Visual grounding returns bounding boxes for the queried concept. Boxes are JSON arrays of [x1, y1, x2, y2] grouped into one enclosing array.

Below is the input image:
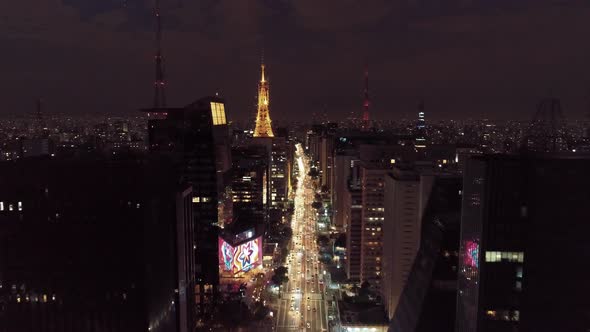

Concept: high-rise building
[[0, 156, 194, 332], [144, 96, 231, 319], [358, 144, 416, 289], [270, 133, 289, 213], [333, 150, 357, 231], [359, 165, 388, 288], [344, 184, 363, 281], [231, 145, 268, 224], [319, 135, 335, 194], [456, 153, 590, 332], [340, 141, 415, 285], [382, 167, 423, 320], [389, 175, 462, 332]]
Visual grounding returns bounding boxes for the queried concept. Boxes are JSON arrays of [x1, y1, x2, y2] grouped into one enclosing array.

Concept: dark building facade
[[0, 156, 194, 332], [231, 145, 267, 225], [270, 132, 290, 215], [389, 175, 462, 332], [144, 96, 231, 320], [456, 153, 590, 332]]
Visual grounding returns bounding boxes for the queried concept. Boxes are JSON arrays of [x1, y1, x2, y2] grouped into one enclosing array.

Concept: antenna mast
[[153, 0, 166, 108]]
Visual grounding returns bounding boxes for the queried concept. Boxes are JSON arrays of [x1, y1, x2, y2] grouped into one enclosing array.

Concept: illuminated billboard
[[464, 240, 479, 269], [219, 236, 263, 274]]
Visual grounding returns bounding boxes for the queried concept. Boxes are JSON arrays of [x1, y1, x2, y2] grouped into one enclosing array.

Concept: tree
[[317, 235, 329, 246], [308, 168, 320, 178], [311, 201, 322, 209], [275, 266, 288, 275], [359, 281, 371, 298], [281, 226, 293, 239], [253, 301, 270, 320], [216, 300, 252, 327], [334, 233, 347, 248], [271, 266, 289, 285]]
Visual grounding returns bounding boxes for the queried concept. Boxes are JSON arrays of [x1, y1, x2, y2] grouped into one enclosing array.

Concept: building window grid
[[485, 251, 524, 263]]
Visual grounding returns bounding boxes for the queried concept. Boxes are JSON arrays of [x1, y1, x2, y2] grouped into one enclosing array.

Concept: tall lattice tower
[[153, 0, 166, 108], [521, 97, 571, 152], [253, 61, 274, 138], [361, 64, 370, 131]]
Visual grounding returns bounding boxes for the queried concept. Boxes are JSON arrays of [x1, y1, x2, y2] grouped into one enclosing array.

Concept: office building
[[144, 96, 231, 319], [231, 145, 268, 224], [270, 133, 289, 212], [0, 156, 194, 332], [382, 167, 423, 320], [358, 144, 416, 290], [344, 184, 363, 281], [333, 150, 357, 231], [389, 175, 462, 332], [319, 135, 335, 194], [456, 153, 590, 332]]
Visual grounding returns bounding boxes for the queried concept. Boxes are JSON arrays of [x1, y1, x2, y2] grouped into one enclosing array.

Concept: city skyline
[[3, 0, 590, 120]]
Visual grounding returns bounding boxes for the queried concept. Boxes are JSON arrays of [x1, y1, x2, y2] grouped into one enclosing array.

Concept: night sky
[[3, 0, 590, 121]]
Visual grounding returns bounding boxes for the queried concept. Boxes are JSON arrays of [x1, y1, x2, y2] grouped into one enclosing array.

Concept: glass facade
[[210, 102, 226, 125]]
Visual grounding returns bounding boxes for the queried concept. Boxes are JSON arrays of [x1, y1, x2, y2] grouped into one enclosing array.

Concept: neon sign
[[219, 236, 262, 274]]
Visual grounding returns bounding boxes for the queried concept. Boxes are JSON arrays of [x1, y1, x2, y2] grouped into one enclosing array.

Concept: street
[[275, 143, 329, 332]]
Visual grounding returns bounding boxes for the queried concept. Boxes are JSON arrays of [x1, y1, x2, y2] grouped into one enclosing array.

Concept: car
[[313, 307, 317, 312], [307, 305, 311, 311], [306, 322, 311, 329]]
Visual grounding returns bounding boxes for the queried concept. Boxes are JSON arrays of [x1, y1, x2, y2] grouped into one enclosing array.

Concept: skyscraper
[[382, 167, 423, 320], [333, 150, 357, 231], [144, 96, 231, 320], [389, 175, 462, 332], [231, 145, 268, 223], [456, 153, 590, 332], [0, 156, 195, 332], [344, 174, 363, 281]]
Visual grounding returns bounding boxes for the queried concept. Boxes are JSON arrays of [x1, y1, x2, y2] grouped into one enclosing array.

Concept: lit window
[[8, 204, 13, 211], [210, 102, 227, 125], [515, 280, 522, 291], [512, 310, 520, 321], [516, 266, 523, 278], [192, 197, 200, 203], [0, 202, 3, 211]]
